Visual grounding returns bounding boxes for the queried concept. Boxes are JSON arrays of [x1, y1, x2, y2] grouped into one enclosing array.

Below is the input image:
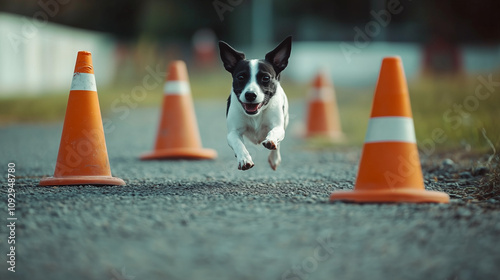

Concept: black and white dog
[[219, 36, 292, 171]]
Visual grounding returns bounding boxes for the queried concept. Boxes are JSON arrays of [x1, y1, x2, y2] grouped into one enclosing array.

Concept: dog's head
[[219, 36, 292, 115]]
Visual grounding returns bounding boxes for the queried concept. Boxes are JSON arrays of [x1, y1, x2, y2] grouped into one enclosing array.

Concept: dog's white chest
[[242, 115, 271, 144]]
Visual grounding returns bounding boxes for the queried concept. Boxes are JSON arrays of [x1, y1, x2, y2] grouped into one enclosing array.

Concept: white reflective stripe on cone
[[164, 81, 190, 95], [309, 87, 333, 101], [70, 73, 97, 91], [365, 117, 416, 143]]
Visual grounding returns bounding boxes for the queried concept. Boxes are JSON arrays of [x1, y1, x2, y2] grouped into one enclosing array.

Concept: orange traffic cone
[[39, 51, 125, 186], [140, 60, 217, 160], [330, 57, 449, 203], [304, 70, 344, 141]]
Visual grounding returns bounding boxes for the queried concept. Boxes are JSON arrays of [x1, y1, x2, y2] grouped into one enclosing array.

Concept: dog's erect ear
[[265, 36, 292, 75], [219, 41, 245, 73]]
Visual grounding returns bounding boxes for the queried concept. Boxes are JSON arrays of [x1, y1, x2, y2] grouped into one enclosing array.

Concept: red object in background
[[422, 38, 463, 75], [192, 28, 217, 68]]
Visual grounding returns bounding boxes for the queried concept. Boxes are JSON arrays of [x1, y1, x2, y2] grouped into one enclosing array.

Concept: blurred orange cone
[[330, 57, 449, 203], [39, 51, 125, 186], [140, 60, 217, 160], [304, 70, 344, 141]]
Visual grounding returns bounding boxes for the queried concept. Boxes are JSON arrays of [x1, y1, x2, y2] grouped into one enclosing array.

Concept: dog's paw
[[268, 150, 281, 171], [238, 157, 254, 171], [262, 139, 277, 150]]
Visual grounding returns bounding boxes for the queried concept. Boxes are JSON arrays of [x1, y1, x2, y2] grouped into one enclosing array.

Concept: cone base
[[140, 147, 217, 160], [39, 176, 125, 186], [330, 188, 450, 203]]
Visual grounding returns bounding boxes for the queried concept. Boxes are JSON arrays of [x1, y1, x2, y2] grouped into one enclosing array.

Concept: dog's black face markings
[[231, 60, 277, 95], [226, 95, 231, 117], [231, 60, 251, 96], [228, 60, 279, 115], [225, 60, 250, 117], [256, 61, 278, 108]]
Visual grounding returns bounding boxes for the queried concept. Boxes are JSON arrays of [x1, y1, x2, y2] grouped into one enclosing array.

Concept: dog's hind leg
[[268, 146, 281, 171]]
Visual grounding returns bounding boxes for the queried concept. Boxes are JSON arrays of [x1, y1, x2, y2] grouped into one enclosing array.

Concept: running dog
[[219, 36, 292, 171]]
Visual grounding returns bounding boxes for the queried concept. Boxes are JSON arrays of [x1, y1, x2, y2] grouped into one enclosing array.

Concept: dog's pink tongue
[[244, 103, 259, 112]]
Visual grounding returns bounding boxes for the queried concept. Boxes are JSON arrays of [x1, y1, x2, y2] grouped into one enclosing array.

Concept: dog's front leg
[[227, 131, 254, 170], [262, 126, 285, 150]]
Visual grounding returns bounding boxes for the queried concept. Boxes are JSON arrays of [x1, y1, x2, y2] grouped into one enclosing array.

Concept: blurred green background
[[0, 0, 499, 152]]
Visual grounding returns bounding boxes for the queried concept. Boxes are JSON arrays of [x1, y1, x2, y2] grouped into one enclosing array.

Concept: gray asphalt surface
[[1, 101, 499, 280]]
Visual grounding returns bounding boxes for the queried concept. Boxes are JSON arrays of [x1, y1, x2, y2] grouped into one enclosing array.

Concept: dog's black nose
[[245, 91, 257, 102]]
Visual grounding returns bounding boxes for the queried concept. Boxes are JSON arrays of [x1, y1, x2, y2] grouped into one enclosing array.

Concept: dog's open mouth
[[242, 103, 263, 114]]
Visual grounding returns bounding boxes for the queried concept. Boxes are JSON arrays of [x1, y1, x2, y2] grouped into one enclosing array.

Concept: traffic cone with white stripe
[[39, 51, 125, 186], [140, 60, 217, 160], [304, 70, 344, 141], [330, 57, 449, 203]]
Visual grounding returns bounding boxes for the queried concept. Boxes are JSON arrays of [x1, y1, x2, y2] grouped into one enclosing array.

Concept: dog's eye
[[262, 75, 270, 82], [237, 75, 245, 81]]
